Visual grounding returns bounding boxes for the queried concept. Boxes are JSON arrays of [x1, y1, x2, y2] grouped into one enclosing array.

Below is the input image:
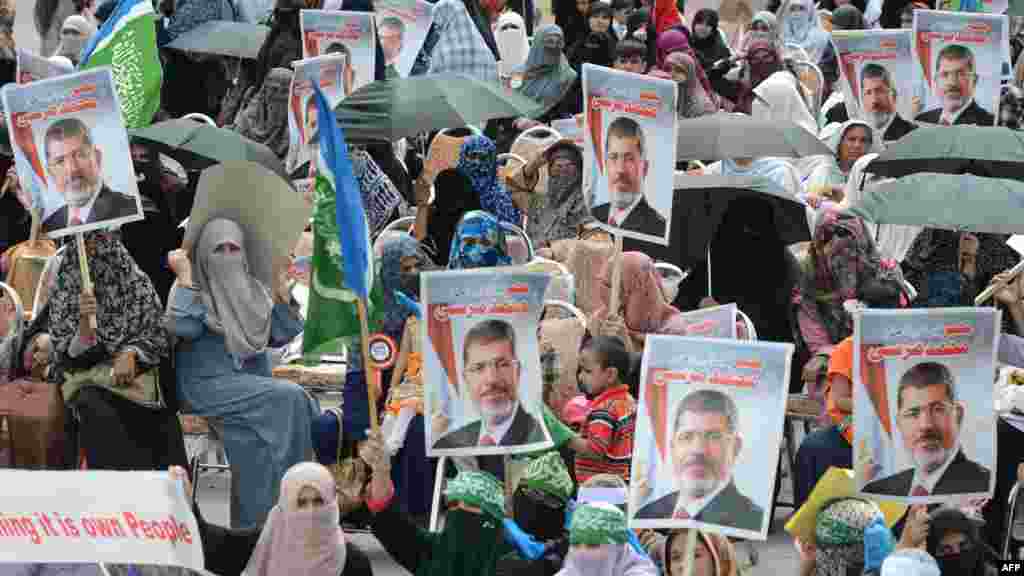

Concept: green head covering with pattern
[[815, 498, 883, 547], [570, 502, 630, 546], [520, 452, 574, 503], [443, 470, 506, 521]]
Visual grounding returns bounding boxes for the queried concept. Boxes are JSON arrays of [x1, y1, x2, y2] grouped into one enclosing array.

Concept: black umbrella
[[628, 175, 811, 269]]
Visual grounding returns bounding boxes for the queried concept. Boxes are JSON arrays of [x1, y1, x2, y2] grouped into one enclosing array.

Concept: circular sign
[[367, 334, 397, 369]]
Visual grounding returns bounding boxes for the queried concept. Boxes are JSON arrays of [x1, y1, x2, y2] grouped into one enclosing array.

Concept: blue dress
[[167, 287, 320, 528]]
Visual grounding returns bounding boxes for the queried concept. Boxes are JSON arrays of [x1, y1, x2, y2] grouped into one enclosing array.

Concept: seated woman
[[169, 464, 372, 576], [805, 120, 878, 227], [556, 502, 658, 575], [166, 218, 319, 529], [925, 507, 1000, 576], [794, 336, 854, 509], [361, 428, 509, 576], [498, 452, 576, 575], [38, 231, 185, 471]]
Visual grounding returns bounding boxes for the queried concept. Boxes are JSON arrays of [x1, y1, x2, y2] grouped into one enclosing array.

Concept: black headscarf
[[926, 507, 998, 576], [690, 9, 731, 73], [569, 31, 616, 70], [425, 169, 482, 266], [880, 0, 933, 29]]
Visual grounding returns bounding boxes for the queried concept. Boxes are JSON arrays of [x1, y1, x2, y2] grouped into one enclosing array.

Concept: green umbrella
[[129, 119, 287, 180], [334, 73, 544, 142], [847, 172, 1024, 235], [165, 21, 270, 60], [865, 124, 1024, 180], [675, 113, 831, 161]]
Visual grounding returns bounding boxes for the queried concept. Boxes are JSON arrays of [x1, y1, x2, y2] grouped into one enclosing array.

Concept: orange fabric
[[827, 336, 853, 380]]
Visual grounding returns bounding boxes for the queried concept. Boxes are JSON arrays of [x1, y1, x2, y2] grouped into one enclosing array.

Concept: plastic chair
[[526, 258, 575, 304], [502, 222, 534, 264], [542, 299, 587, 325], [653, 262, 690, 303], [180, 112, 217, 126], [373, 216, 416, 246], [790, 60, 825, 124], [783, 43, 811, 63], [737, 310, 758, 341], [1004, 479, 1024, 559]]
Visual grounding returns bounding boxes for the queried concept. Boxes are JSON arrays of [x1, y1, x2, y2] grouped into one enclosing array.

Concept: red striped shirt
[[575, 385, 636, 484]]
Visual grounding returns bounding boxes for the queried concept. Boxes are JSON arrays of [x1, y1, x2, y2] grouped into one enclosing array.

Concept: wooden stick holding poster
[[682, 528, 698, 576], [356, 298, 380, 433], [75, 233, 97, 331]]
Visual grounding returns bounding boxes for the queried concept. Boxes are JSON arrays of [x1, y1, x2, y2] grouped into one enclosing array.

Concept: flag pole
[[356, 297, 379, 433]]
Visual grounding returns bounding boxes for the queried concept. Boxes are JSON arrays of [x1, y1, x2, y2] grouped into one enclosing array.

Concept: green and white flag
[[79, 0, 162, 128]]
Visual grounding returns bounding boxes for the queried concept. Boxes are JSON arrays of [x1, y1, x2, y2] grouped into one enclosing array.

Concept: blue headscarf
[[448, 211, 512, 270], [378, 232, 425, 335], [456, 135, 521, 225]]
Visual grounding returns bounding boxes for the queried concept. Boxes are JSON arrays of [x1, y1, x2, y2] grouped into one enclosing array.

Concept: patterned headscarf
[[350, 149, 403, 234], [520, 452, 574, 503], [570, 502, 630, 545], [448, 210, 512, 269], [48, 232, 168, 379], [378, 232, 426, 335], [443, 470, 506, 521], [233, 67, 293, 159], [814, 498, 883, 576], [457, 136, 521, 225], [519, 25, 577, 110], [428, 0, 499, 82]]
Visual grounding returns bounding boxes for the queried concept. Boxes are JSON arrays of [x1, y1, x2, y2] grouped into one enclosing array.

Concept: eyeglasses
[[466, 358, 520, 375], [939, 70, 973, 82], [899, 401, 956, 422], [675, 430, 733, 445]]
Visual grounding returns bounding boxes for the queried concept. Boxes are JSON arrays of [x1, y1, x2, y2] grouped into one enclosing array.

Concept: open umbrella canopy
[[866, 124, 1024, 180], [847, 172, 1024, 235], [165, 20, 270, 60], [675, 113, 831, 161], [627, 174, 811, 267], [129, 119, 287, 180], [334, 73, 544, 143]]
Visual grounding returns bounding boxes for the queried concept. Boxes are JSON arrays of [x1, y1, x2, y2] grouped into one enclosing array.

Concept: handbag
[[322, 407, 369, 517], [61, 362, 163, 410]]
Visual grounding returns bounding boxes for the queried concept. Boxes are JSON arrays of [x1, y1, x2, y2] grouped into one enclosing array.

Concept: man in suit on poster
[[42, 117, 137, 233], [915, 44, 995, 126], [859, 63, 917, 142], [591, 116, 667, 240], [635, 389, 764, 532], [433, 318, 546, 449], [862, 362, 991, 496]]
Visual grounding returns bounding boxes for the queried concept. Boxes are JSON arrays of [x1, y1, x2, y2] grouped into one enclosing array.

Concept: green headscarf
[[442, 470, 506, 521], [520, 452, 574, 504], [418, 470, 506, 576], [570, 502, 631, 546]]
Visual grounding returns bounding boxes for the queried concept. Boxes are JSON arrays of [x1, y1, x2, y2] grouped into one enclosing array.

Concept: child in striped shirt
[[569, 335, 637, 484]]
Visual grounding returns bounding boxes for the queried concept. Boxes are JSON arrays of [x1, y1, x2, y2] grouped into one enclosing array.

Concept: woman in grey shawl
[[507, 139, 590, 248], [232, 67, 292, 160], [518, 25, 577, 111], [655, 51, 716, 118], [166, 218, 319, 529], [55, 14, 95, 65]]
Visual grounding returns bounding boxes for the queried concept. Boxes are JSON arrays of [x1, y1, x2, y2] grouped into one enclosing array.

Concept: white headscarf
[[751, 71, 818, 136], [842, 152, 921, 262], [777, 0, 830, 63], [496, 10, 530, 78], [244, 462, 347, 576], [555, 544, 658, 576], [193, 218, 274, 363]]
